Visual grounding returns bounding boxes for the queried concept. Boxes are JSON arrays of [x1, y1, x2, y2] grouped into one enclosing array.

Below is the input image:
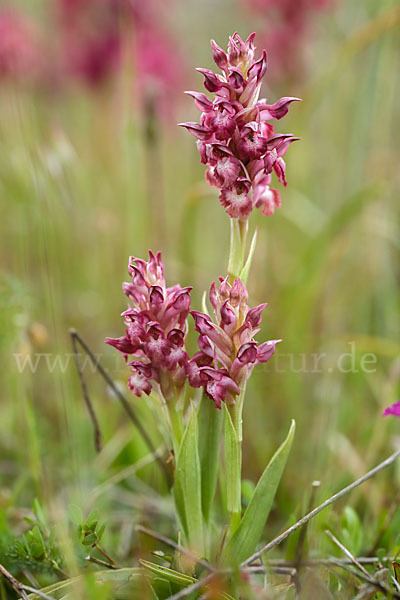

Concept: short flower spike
[[186, 277, 280, 408], [106, 252, 191, 400]]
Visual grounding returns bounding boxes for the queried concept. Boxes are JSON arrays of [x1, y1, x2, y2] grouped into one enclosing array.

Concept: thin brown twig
[[17, 584, 55, 600], [136, 525, 214, 573], [86, 555, 117, 570], [70, 330, 102, 452], [94, 542, 119, 568], [69, 329, 172, 487], [242, 447, 400, 567], [325, 530, 370, 577], [0, 562, 30, 600], [267, 557, 393, 567]]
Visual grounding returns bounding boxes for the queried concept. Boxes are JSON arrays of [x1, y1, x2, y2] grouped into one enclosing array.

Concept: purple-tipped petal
[[196, 67, 224, 93], [237, 342, 258, 364], [247, 49, 268, 82], [105, 336, 137, 355], [178, 121, 211, 141], [259, 97, 301, 121], [210, 39, 228, 72], [185, 90, 213, 112], [256, 340, 281, 363], [246, 303, 267, 328]]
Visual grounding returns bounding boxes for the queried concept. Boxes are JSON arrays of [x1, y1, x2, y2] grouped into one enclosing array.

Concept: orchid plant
[[106, 32, 300, 589]]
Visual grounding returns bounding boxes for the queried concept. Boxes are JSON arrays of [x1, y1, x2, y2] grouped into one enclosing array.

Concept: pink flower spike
[[190, 277, 279, 404], [383, 401, 400, 417], [106, 251, 192, 402], [181, 32, 300, 218]]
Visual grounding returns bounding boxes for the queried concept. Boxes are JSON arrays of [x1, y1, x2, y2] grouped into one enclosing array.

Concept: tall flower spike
[[186, 277, 280, 408], [106, 252, 191, 400], [180, 32, 300, 219]]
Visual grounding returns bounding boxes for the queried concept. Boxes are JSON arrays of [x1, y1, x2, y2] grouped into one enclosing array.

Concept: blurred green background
[[0, 0, 399, 577]]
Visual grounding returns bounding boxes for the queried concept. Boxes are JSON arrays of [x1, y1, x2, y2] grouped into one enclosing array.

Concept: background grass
[[0, 0, 399, 597]]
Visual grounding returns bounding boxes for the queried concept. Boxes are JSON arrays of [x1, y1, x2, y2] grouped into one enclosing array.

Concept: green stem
[[168, 402, 184, 457], [225, 384, 246, 535], [227, 218, 248, 282]]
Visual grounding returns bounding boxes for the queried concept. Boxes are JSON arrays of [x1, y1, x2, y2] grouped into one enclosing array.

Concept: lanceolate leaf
[[223, 420, 295, 565], [140, 560, 196, 586], [174, 405, 204, 555], [223, 403, 241, 518], [198, 394, 223, 522]]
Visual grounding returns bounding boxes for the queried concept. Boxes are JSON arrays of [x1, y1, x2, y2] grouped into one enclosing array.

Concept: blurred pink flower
[[0, 8, 42, 82], [180, 33, 300, 219], [186, 277, 279, 408], [134, 25, 184, 114], [56, 0, 121, 86], [56, 0, 185, 113], [383, 401, 400, 418], [243, 0, 335, 82]]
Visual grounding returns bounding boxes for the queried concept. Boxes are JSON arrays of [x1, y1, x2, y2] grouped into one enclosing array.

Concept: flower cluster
[[186, 277, 279, 408], [105, 252, 191, 399], [180, 33, 300, 219], [106, 253, 279, 410]]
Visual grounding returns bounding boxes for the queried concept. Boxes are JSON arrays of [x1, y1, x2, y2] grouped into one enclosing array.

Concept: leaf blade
[[223, 419, 295, 565], [174, 405, 204, 555], [198, 394, 223, 523]]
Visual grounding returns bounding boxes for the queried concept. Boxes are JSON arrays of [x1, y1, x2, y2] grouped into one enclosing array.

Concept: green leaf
[[239, 227, 258, 285], [82, 533, 97, 546], [341, 506, 362, 556], [173, 405, 204, 554], [198, 394, 223, 523], [140, 560, 195, 586], [224, 403, 241, 518], [32, 499, 47, 531], [223, 420, 295, 565]]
